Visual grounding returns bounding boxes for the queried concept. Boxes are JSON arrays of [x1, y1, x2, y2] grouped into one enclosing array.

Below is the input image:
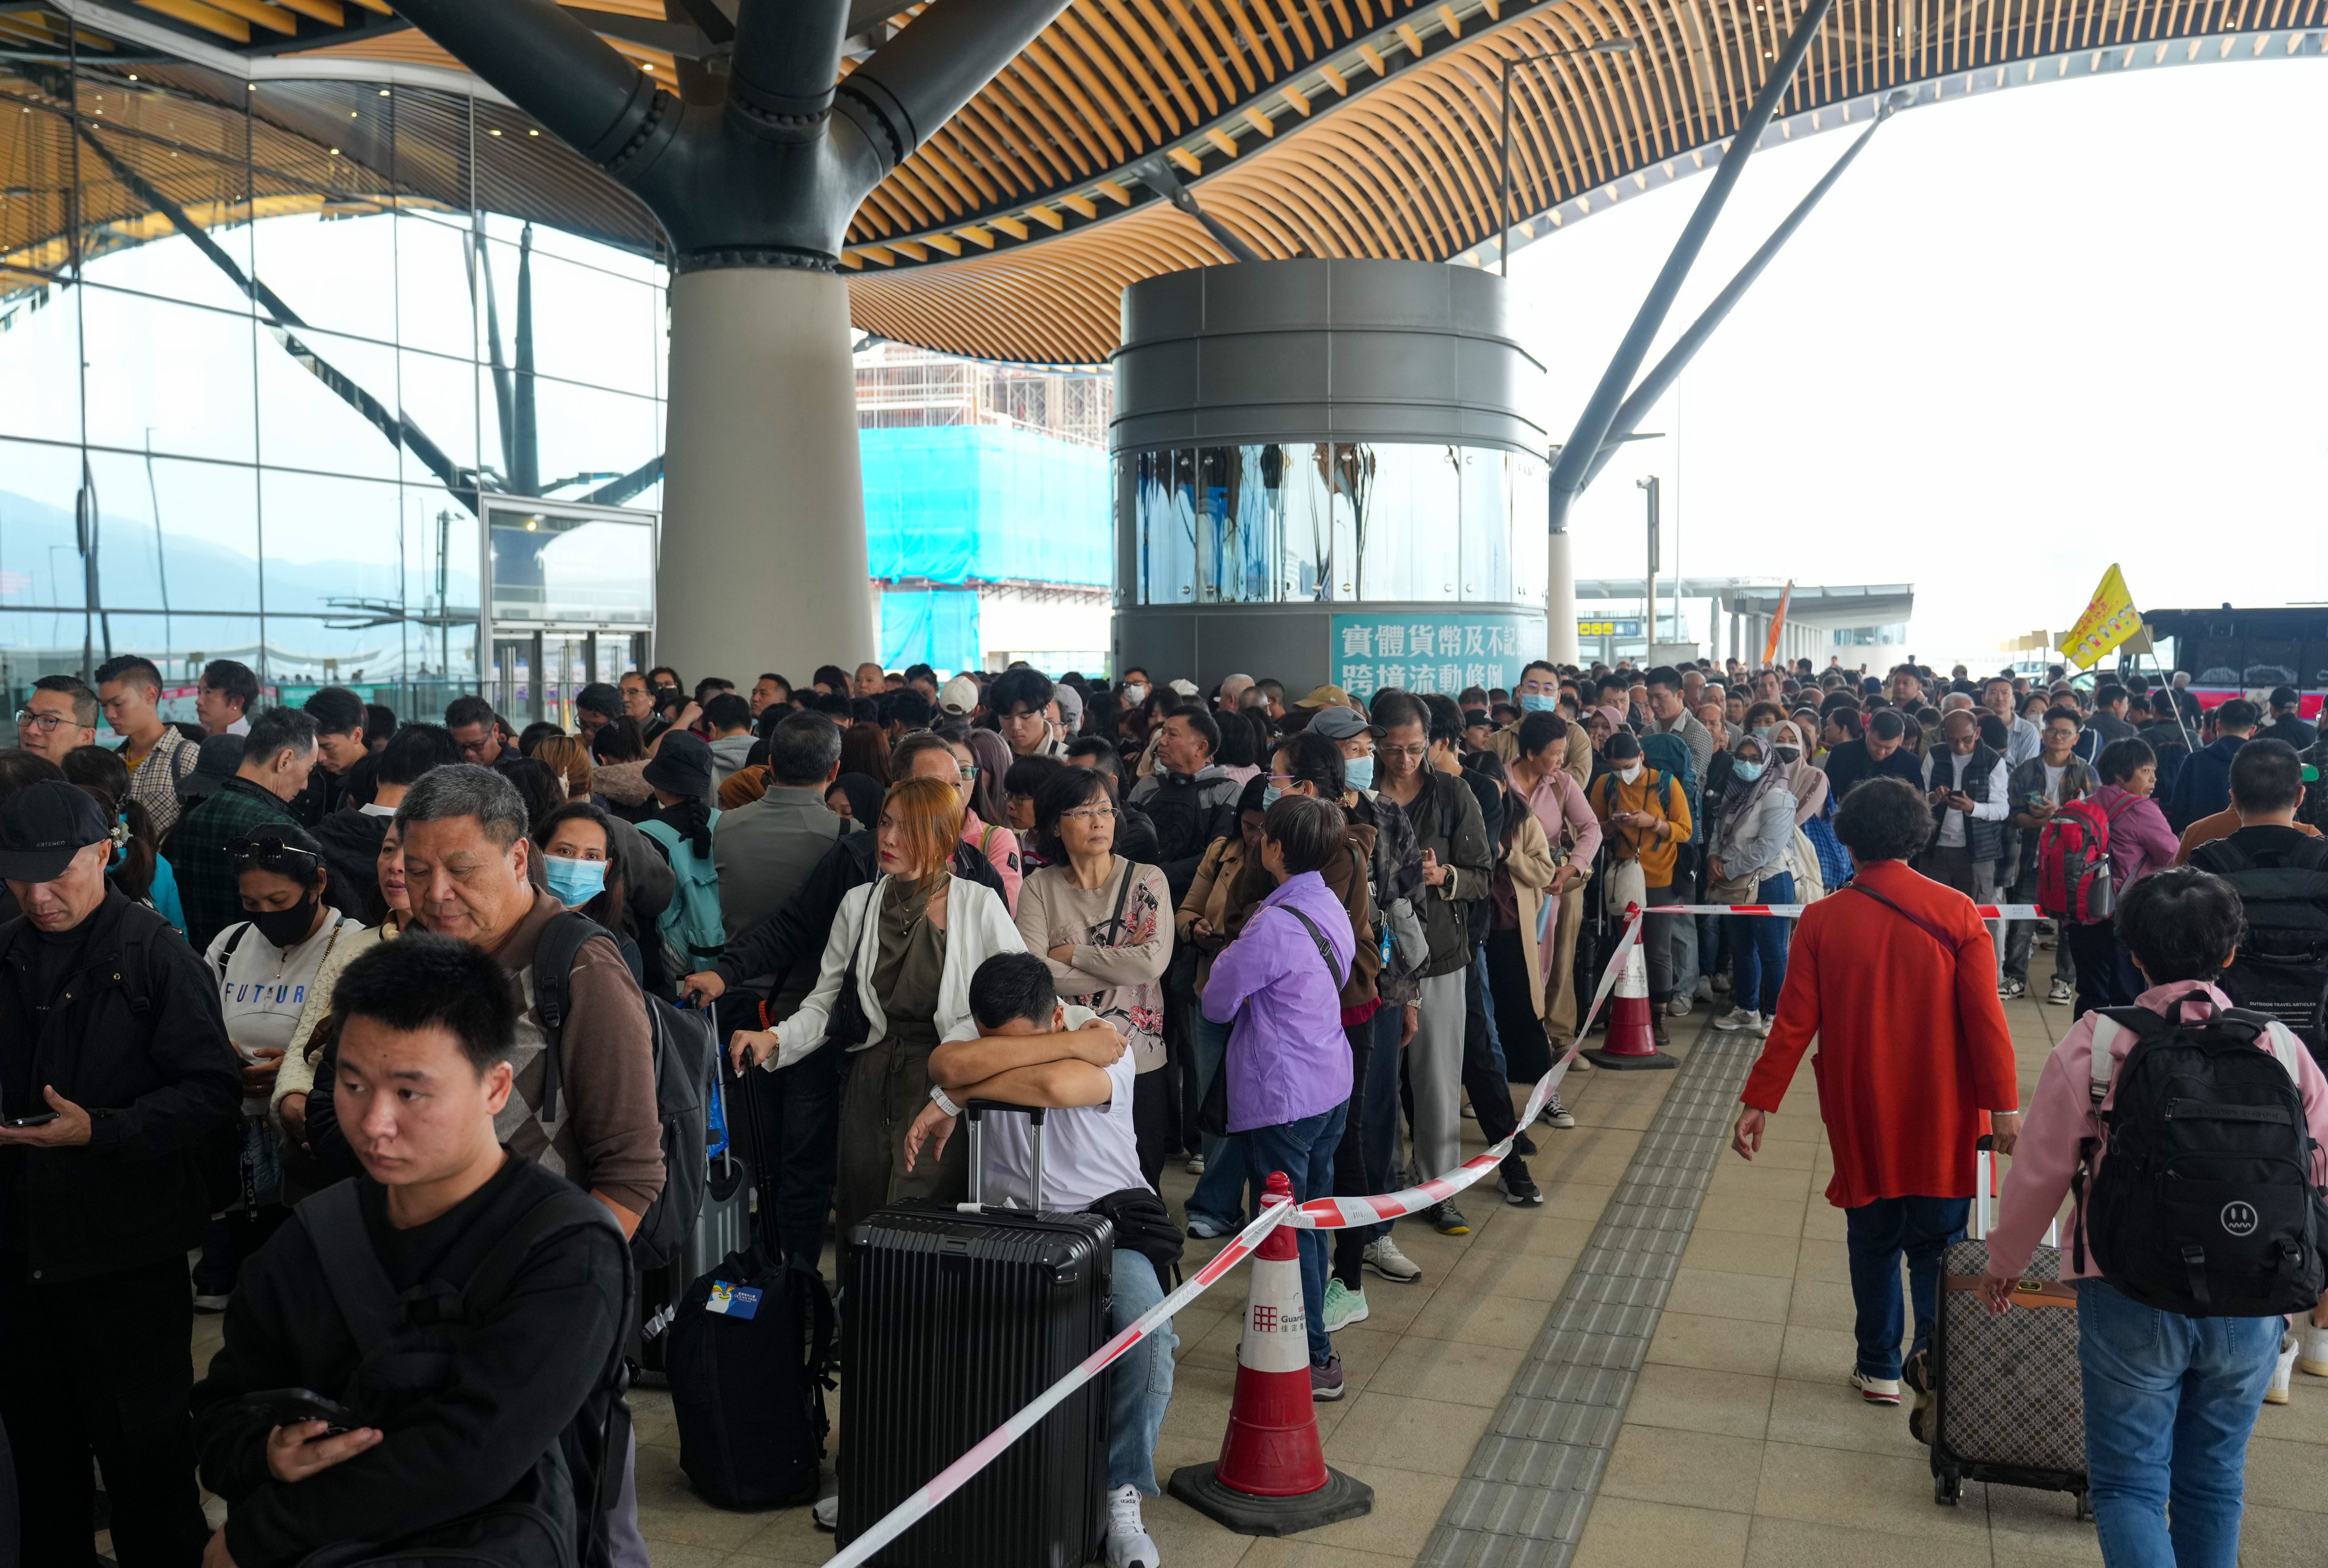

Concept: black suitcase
[[1922, 1135, 2091, 1517], [837, 1100, 1114, 1567], [639, 1061, 753, 1379], [664, 1057, 836, 1510]]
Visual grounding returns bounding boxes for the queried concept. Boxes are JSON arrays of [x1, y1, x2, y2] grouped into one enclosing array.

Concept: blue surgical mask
[[1732, 759, 1765, 782], [1261, 783, 1284, 808], [1752, 725, 1774, 741], [545, 855, 608, 906], [1520, 692, 1559, 714], [1343, 754, 1375, 793]]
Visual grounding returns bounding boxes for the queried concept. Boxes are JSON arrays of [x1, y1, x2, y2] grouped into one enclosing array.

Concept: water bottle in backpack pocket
[[2076, 999, 2328, 1317], [2034, 795, 2138, 924]]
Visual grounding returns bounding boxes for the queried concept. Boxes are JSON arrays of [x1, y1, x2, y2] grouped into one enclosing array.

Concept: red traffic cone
[[1168, 1172, 1373, 1535], [1584, 905, 1678, 1071]]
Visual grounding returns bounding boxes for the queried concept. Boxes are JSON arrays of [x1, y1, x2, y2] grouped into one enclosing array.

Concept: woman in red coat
[[1729, 777, 2022, 1406]]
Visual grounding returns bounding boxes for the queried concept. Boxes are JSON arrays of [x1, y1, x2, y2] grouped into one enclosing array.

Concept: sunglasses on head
[[226, 834, 321, 873]]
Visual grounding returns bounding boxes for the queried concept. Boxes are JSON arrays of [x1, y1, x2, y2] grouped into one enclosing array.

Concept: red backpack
[[2035, 794, 2135, 924]]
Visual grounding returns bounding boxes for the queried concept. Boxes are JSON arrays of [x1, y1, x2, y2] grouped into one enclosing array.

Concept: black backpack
[[533, 911, 719, 1274], [2189, 831, 2328, 1060], [2078, 998, 2328, 1317]]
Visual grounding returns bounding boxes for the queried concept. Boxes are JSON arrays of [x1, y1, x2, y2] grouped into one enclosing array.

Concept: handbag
[[824, 892, 875, 1050], [1197, 905, 1346, 1139], [1601, 856, 1648, 921]]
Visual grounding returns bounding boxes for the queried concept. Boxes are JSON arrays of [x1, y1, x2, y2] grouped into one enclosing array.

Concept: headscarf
[[1711, 734, 1789, 857], [828, 771, 885, 826], [1593, 704, 1627, 739], [1770, 719, 1828, 818]]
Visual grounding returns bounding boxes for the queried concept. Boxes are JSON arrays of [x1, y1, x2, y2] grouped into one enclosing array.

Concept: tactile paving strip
[[1416, 1026, 1765, 1568]]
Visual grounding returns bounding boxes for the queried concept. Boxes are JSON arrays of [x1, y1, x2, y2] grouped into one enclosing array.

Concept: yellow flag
[[2063, 564, 2143, 671]]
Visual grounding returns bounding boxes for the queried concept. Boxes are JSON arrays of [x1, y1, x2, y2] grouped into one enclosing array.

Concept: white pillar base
[[657, 267, 877, 687], [1545, 530, 1578, 667]]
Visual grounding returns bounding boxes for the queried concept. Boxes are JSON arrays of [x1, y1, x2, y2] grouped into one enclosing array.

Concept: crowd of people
[[0, 645, 2320, 1567]]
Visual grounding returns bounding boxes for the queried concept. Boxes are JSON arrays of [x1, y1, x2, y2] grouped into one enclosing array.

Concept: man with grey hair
[[1216, 673, 1255, 714], [394, 762, 663, 1563]]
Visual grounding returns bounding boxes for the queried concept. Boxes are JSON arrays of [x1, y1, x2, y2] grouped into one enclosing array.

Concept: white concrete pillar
[[1546, 530, 1578, 666], [657, 267, 878, 685]]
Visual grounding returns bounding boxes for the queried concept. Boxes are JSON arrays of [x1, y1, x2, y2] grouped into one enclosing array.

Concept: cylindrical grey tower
[[1111, 259, 1549, 700]]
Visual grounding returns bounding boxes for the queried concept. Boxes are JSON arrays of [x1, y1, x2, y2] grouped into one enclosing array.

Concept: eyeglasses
[[226, 834, 321, 873], [14, 708, 73, 732], [1381, 743, 1428, 760], [1060, 805, 1117, 824], [957, 766, 980, 779]]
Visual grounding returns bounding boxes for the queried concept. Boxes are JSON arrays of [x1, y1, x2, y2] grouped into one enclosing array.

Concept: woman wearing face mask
[[532, 801, 643, 984], [194, 825, 365, 1310], [1705, 735, 1799, 1037]]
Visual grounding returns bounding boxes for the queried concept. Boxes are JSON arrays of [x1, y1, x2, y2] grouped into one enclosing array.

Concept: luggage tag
[[706, 1280, 763, 1320]]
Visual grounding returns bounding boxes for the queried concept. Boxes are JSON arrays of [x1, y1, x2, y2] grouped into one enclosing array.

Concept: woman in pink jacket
[[2063, 736, 2181, 1017], [1986, 866, 2328, 1566]]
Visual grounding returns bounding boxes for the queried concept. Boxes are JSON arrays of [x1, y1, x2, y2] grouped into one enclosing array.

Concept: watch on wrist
[[930, 1086, 963, 1118]]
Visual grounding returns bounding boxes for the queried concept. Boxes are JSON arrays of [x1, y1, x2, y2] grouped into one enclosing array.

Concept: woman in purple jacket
[[2066, 737, 2182, 1015], [1202, 794, 1359, 1399]]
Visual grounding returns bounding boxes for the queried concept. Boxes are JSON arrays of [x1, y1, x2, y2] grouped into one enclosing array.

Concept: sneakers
[[1712, 972, 1733, 994], [1713, 1007, 1761, 1033], [1498, 1167, 1544, 1206], [1460, 1100, 1478, 1119], [1667, 995, 1693, 1018], [1363, 1235, 1423, 1283], [1538, 1094, 1575, 1130], [2268, 1330, 2300, 1405], [2046, 976, 2074, 1006], [1998, 976, 2027, 1000], [1849, 1368, 1903, 1406], [1322, 1276, 1370, 1331], [2300, 1320, 2328, 1377], [1694, 975, 1716, 1002], [1312, 1355, 1346, 1402], [193, 1293, 231, 1314], [1185, 1213, 1233, 1239], [1426, 1201, 1471, 1236], [812, 1494, 839, 1531], [1104, 1484, 1160, 1568], [1184, 1155, 1205, 1176]]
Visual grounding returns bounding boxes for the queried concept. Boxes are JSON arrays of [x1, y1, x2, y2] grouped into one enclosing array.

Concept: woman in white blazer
[[729, 774, 1025, 1263]]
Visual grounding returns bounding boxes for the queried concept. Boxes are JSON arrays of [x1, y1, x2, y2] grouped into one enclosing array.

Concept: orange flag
[[1759, 581, 1794, 667]]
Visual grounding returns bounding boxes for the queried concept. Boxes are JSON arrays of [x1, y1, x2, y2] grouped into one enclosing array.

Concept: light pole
[[1498, 36, 1637, 277]]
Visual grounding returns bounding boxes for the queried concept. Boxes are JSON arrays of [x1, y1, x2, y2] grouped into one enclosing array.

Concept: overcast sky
[[1505, 53, 2328, 669]]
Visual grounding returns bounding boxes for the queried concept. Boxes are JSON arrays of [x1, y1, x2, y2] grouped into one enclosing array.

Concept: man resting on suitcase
[[904, 951, 1184, 1568], [190, 935, 632, 1568]]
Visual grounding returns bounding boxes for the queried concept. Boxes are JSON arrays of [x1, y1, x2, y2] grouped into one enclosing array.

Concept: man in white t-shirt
[[903, 953, 1175, 1568]]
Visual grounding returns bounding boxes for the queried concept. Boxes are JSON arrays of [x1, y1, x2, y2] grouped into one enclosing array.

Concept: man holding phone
[[0, 780, 241, 1566], [190, 936, 629, 1568], [1918, 708, 2011, 902]]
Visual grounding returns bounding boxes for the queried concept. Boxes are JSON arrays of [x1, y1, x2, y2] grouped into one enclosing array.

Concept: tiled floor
[[171, 941, 2328, 1567]]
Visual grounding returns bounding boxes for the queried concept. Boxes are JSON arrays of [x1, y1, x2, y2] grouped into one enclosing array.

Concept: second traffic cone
[[1584, 905, 1678, 1071], [1168, 1172, 1373, 1536]]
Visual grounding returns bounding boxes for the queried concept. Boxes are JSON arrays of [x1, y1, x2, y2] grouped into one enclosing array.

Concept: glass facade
[[0, 67, 667, 723], [1126, 442, 1546, 608]]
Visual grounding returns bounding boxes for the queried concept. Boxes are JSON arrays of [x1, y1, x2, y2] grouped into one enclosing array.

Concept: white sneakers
[[2300, 1320, 2328, 1378], [2269, 1330, 2300, 1405], [1713, 1007, 1763, 1034], [1850, 1369, 1903, 1405], [1362, 1235, 1423, 1283], [1106, 1484, 1160, 1568]]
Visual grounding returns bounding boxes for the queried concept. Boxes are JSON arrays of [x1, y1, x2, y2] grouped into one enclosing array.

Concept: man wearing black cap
[[0, 779, 240, 1566], [2260, 686, 2318, 752]]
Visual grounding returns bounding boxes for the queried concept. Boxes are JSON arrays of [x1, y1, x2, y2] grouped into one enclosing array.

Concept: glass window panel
[[504, 238, 663, 395], [482, 210, 664, 283], [1509, 452, 1546, 606], [1352, 445, 1458, 603], [256, 323, 403, 480], [391, 348, 480, 486], [77, 76, 250, 164], [0, 438, 92, 617], [260, 468, 402, 623], [264, 615, 413, 690], [80, 227, 255, 319], [1192, 446, 1276, 604], [486, 503, 654, 628], [1276, 444, 1343, 602], [73, 125, 254, 301], [1458, 447, 1510, 604], [0, 281, 81, 446], [525, 380, 659, 500], [251, 208, 399, 345], [395, 207, 482, 363], [80, 453, 259, 653], [1131, 449, 1194, 605], [81, 286, 256, 462]]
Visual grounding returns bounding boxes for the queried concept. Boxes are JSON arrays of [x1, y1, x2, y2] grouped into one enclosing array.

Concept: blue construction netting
[[861, 425, 1110, 587], [880, 586, 981, 673]]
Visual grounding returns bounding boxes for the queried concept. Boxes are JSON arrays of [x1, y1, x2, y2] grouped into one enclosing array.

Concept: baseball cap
[[1306, 706, 1383, 742], [1294, 684, 1352, 710], [1052, 682, 1085, 732], [1167, 678, 1200, 699], [938, 673, 981, 716], [2270, 685, 2300, 709], [0, 779, 113, 882]]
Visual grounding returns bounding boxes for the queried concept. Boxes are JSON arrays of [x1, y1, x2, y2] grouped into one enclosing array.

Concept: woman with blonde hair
[[533, 733, 595, 800], [729, 774, 1027, 1260]]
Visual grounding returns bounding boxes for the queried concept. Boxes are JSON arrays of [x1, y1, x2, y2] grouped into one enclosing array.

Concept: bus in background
[[2142, 605, 2328, 719]]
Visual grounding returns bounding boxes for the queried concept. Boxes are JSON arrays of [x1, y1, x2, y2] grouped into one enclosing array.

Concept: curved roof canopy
[[6, 0, 2324, 363]]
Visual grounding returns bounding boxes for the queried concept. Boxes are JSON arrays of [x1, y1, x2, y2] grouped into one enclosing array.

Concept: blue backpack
[[639, 809, 725, 981]]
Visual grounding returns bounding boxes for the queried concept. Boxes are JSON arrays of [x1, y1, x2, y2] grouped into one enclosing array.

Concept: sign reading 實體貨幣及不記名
[[1329, 613, 1540, 699]]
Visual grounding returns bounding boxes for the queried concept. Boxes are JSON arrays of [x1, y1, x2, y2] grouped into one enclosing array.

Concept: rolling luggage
[[838, 1101, 1113, 1567], [639, 1061, 751, 1379], [1923, 1135, 2090, 1516], [663, 1054, 836, 1510]]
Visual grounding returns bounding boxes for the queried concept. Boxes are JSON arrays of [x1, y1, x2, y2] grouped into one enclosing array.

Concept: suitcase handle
[[962, 1100, 1048, 1213], [1973, 1131, 2057, 1248]]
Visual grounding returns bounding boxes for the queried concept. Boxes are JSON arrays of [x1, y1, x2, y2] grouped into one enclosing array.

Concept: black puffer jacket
[[0, 890, 240, 1283], [1129, 766, 1243, 902]]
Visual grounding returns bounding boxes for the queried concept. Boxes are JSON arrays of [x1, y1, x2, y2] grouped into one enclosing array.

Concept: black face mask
[[251, 894, 319, 951]]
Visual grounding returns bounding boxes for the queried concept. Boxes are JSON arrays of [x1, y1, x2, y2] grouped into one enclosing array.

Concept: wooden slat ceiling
[[11, 0, 2327, 362]]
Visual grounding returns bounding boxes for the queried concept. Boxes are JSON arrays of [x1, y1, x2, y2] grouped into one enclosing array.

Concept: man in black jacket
[[682, 823, 1007, 1268], [191, 936, 628, 1568], [0, 781, 240, 1566]]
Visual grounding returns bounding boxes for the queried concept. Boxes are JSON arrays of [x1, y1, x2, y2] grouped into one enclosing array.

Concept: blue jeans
[[2076, 1279, 2278, 1567], [1237, 1103, 1348, 1369], [1724, 870, 1795, 1016], [1186, 1014, 1246, 1230], [1843, 1195, 1970, 1379], [1107, 1248, 1178, 1496]]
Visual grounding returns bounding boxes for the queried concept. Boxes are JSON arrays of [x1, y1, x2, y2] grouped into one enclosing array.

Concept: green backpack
[[639, 810, 725, 980]]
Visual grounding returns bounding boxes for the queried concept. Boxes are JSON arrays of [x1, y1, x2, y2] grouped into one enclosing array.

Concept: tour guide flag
[[2063, 564, 2143, 670], [1760, 582, 1792, 667]]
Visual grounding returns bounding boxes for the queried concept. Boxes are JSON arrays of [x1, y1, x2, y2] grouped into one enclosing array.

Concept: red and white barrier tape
[[1645, 902, 2040, 919], [830, 915, 1654, 1562]]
